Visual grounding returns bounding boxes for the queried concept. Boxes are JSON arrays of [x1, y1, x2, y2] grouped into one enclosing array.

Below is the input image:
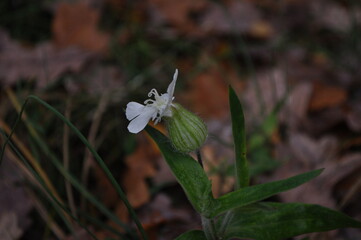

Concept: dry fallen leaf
[[0, 159, 33, 239], [0, 30, 94, 88], [123, 134, 159, 208], [152, 156, 176, 185], [202, 145, 234, 198], [200, 0, 273, 38], [244, 68, 287, 125], [249, 20, 274, 39], [93, 167, 119, 207], [289, 133, 338, 165], [308, 82, 347, 111], [183, 68, 229, 118], [279, 82, 313, 130], [137, 194, 198, 240], [65, 64, 125, 97], [0, 212, 23, 240], [148, 0, 207, 34], [312, 2, 361, 32], [346, 101, 361, 132], [273, 133, 361, 211], [52, 2, 109, 53]]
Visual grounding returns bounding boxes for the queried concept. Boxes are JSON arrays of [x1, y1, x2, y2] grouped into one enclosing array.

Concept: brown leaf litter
[[0, 30, 94, 88]]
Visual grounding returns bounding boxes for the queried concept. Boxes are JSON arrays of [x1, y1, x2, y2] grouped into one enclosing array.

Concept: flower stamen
[[148, 88, 159, 98]]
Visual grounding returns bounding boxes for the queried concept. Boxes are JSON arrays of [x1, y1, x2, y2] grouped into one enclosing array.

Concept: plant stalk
[[202, 216, 218, 240]]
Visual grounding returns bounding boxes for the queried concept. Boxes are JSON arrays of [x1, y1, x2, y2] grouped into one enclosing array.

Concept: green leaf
[[209, 169, 323, 217], [229, 86, 249, 189], [175, 230, 207, 240], [222, 202, 361, 240], [145, 126, 215, 214]]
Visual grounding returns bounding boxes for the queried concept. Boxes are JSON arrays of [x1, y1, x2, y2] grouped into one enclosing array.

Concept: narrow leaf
[[146, 126, 215, 214], [1, 95, 145, 239], [229, 86, 249, 189], [209, 169, 322, 217], [223, 202, 361, 240], [175, 230, 207, 240]]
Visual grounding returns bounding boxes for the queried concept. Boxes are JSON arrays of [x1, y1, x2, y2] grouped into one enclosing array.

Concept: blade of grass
[[2, 134, 80, 239], [0, 94, 147, 239], [0, 137, 67, 240], [2, 131, 128, 240], [63, 98, 78, 219], [0, 118, 70, 221]]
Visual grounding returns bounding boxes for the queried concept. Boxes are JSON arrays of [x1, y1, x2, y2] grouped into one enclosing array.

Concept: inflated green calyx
[[166, 104, 207, 153]]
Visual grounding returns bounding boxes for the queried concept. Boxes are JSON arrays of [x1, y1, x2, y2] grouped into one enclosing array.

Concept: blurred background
[[0, 0, 361, 239]]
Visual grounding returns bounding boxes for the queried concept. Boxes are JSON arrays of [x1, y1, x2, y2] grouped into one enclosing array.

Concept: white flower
[[126, 69, 178, 133]]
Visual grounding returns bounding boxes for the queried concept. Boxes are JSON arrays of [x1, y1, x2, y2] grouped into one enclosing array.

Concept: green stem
[[201, 216, 218, 240], [218, 211, 233, 237], [197, 150, 220, 240]]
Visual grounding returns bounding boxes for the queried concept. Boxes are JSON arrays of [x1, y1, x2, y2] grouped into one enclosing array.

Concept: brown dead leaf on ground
[[279, 82, 312, 130], [93, 167, 119, 207], [0, 159, 33, 239], [346, 100, 361, 132], [200, 0, 274, 39], [249, 21, 274, 39], [182, 68, 229, 119], [280, 79, 352, 135], [202, 145, 234, 198], [152, 156, 176, 185], [274, 153, 361, 240], [289, 133, 338, 166], [0, 212, 23, 240], [0, 30, 94, 88], [244, 68, 287, 125], [271, 132, 361, 235], [306, 107, 345, 135], [95, 132, 162, 238], [123, 133, 159, 208], [137, 194, 199, 240], [308, 82, 347, 111], [148, 0, 207, 34], [65, 64, 125, 96], [52, 2, 109, 53], [272, 134, 361, 209], [311, 1, 361, 32]]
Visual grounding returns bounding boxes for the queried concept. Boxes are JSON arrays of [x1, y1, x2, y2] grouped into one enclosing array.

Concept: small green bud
[[166, 104, 207, 153]]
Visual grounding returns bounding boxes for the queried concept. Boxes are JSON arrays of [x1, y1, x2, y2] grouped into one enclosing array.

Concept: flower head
[[126, 69, 178, 133]]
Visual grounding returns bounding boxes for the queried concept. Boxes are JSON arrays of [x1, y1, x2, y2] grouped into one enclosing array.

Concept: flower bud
[[166, 104, 207, 153]]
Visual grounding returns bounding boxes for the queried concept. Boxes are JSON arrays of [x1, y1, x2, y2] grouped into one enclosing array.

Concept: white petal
[[126, 102, 145, 120], [127, 106, 157, 133], [166, 69, 178, 103]]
